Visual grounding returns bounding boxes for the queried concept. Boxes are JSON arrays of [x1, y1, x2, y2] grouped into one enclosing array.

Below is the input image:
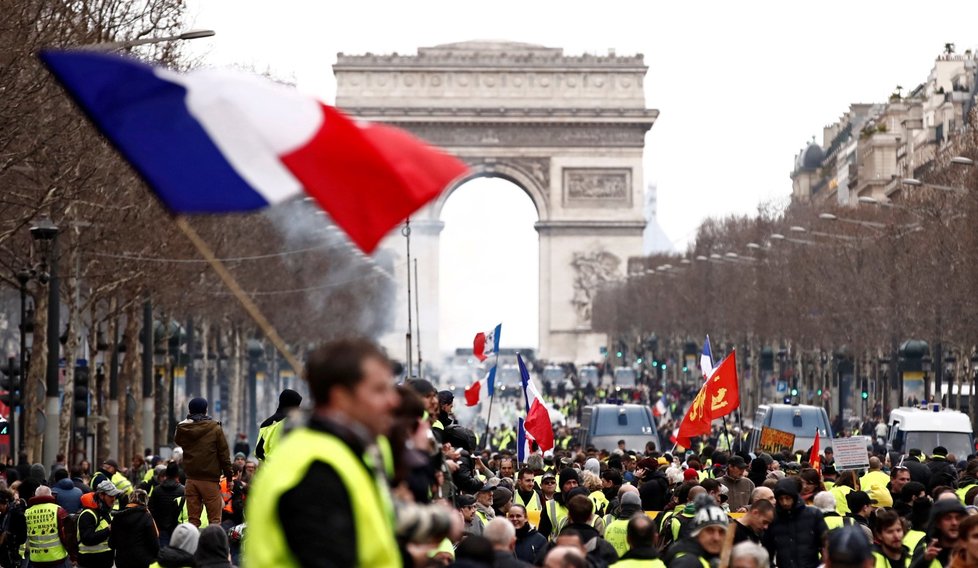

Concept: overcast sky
[[182, 0, 978, 354]]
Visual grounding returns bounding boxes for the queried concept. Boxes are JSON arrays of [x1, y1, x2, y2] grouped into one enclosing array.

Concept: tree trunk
[[122, 303, 141, 466], [229, 325, 242, 442], [25, 290, 47, 464]]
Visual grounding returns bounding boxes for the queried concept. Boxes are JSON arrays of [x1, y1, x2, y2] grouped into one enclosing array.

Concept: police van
[[578, 404, 658, 451], [886, 406, 975, 458], [747, 404, 833, 454]]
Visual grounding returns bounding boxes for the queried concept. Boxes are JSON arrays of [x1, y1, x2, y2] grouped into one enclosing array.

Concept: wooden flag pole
[[173, 216, 303, 374]]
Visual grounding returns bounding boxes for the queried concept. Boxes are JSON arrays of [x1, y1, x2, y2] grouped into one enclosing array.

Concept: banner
[[831, 436, 871, 471], [758, 427, 795, 454], [902, 371, 925, 405]]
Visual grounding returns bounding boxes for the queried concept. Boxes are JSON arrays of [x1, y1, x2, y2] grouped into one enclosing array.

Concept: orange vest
[[221, 478, 233, 514]]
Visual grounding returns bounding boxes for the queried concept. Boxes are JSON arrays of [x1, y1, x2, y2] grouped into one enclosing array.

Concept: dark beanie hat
[[188, 397, 208, 415], [559, 467, 580, 489], [278, 389, 302, 409], [438, 390, 454, 405]]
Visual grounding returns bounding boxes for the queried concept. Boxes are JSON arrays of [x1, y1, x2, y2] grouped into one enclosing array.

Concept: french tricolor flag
[[39, 50, 469, 253], [464, 366, 496, 407], [518, 354, 554, 452], [472, 324, 502, 363]]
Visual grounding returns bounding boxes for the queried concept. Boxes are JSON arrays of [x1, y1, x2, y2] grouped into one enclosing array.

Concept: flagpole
[[414, 258, 423, 378], [173, 216, 302, 374], [483, 349, 501, 450], [403, 218, 413, 378]]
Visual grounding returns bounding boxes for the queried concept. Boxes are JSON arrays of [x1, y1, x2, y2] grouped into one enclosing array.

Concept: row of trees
[[0, 1, 395, 465], [594, 114, 978, 421]]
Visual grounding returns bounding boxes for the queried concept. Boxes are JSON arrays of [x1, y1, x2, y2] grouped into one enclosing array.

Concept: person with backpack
[[76, 481, 119, 568], [109, 489, 159, 568]]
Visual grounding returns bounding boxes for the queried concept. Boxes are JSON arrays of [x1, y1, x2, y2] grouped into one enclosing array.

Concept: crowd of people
[[5, 337, 978, 567]]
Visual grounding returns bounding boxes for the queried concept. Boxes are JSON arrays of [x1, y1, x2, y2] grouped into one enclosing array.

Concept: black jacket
[[492, 549, 530, 568], [148, 479, 185, 535], [195, 526, 232, 568], [763, 478, 827, 568], [278, 416, 387, 568], [925, 457, 957, 490], [639, 471, 670, 512], [904, 458, 931, 488], [909, 498, 967, 568], [665, 538, 716, 568], [155, 547, 195, 568], [109, 504, 160, 568], [514, 525, 547, 564]]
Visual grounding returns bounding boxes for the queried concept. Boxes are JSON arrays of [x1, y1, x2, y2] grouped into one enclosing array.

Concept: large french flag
[[518, 354, 554, 452], [39, 50, 469, 253]]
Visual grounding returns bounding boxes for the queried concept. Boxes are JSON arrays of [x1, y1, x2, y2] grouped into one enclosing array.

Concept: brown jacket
[[174, 418, 233, 482]]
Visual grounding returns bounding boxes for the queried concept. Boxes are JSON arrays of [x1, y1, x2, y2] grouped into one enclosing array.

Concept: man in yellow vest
[[871, 509, 910, 568], [612, 513, 665, 567], [76, 481, 119, 568], [243, 338, 403, 567], [860, 457, 890, 493], [24, 485, 70, 568], [604, 492, 644, 556], [908, 498, 965, 568], [514, 468, 543, 516], [255, 389, 302, 462]]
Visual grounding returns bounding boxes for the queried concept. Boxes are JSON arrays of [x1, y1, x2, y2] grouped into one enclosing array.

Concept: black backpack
[[444, 424, 477, 452]]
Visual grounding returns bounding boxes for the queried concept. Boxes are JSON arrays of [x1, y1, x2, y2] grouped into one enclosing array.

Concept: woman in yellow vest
[[830, 470, 859, 515]]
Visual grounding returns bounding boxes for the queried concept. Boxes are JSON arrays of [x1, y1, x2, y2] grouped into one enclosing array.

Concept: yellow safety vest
[[112, 471, 133, 496], [672, 552, 709, 568], [589, 490, 609, 516], [25, 502, 67, 562], [903, 530, 925, 554], [604, 518, 630, 556], [613, 559, 666, 568], [830, 485, 853, 515], [243, 427, 398, 568], [257, 419, 286, 462], [143, 467, 156, 484], [873, 551, 909, 568], [860, 471, 890, 492], [823, 515, 854, 530], [956, 484, 976, 503], [77, 508, 111, 555], [824, 481, 835, 491], [176, 496, 209, 528], [516, 490, 543, 512]]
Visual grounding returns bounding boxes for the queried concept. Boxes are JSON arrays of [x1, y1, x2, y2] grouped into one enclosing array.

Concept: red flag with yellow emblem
[[705, 351, 739, 419], [676, 350, 739, 448]]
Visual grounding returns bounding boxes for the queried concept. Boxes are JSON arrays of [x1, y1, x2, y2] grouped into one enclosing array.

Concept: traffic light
[[616, 351, 623, 358], [817, 388, 823, 396], [861, 390, 869, 400], [682, 366, 688, 373], [860, 378, 869, 400], [790, 387, 799, 397], [74, 362, 90, 419], [636, 357, 643, 364]]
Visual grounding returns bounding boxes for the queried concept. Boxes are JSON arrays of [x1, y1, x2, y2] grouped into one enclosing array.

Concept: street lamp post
[[14, 270, 33, 462], [30, 218, 60, 470], [142, 299, 154, 455]]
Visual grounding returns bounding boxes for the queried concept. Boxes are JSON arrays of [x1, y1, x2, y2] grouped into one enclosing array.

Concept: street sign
[[832, 436, 870, 471], [758, 427, 795, 454], [776, 380, 787, 393]]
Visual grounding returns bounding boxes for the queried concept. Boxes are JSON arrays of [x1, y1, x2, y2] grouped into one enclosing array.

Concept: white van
[[886, 406, 975, 458]]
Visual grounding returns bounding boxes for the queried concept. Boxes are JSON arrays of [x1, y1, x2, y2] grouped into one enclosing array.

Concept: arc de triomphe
[[333, 41, 658, 366]]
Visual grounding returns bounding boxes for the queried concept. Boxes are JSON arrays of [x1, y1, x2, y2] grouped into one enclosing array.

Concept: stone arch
[[431, 159, 550, 221], [334, 40, 658, 364]]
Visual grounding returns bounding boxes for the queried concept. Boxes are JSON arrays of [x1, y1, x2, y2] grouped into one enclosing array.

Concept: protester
[[460, 494, 484, 537], [872, 508, 911, 568], [174, 397, 233, 528], [154, 523, 199, 568], [50, 469, 82, 515], [194, 525, 232, 568], [729, 541, 770, 568], [720, 455, 755, 512], [949, 513, 978, 568], [484, 517, 530, 567], [909, 498, 966, 568], [603, 492, 645, 556], [243, 338, 451, 567], [764, 477, 827, 568], [825, 525, 874, 568], [507, 504, 547, 564], [255, 388, 303, 461], [109, 489, 160, 568], [148, 462, 185, 548], [664, 496, 728, 568], [733, 498, 774, 545], [613, 513, 665, 567], [0, 488, 26, 568], [76, 481, 119, 568], [24, 485, 70, 568]]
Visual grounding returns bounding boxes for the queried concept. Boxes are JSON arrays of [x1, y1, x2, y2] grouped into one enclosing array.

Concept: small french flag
[[39, 50, 469, 253], [464, 366, 496, 407], [700, 335, 715, 380], [473, 324, 502, 363]]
